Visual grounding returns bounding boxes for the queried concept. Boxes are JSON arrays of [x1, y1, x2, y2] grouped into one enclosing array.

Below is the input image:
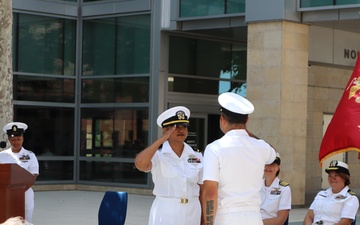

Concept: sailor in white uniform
[[261, 153, 291, 225], [202, 92, 276, 225], [134, 106, 203, 225], [304, 160, 359, 225], [0, 122, 39, 223]]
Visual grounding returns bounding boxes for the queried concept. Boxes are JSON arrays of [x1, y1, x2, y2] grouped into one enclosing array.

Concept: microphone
[[0, 133, 6, 148], [0, 141, 6, 148]]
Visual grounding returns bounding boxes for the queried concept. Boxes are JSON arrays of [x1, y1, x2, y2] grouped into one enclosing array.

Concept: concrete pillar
[[247, 21, 309, 205], [0, 0, 14, 131]]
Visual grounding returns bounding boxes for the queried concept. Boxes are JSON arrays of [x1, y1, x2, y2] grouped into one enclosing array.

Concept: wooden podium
[[0, 164, 35, 223]]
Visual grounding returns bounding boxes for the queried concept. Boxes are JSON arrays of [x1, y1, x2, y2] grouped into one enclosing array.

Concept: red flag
[[319, 53, 360, 165]]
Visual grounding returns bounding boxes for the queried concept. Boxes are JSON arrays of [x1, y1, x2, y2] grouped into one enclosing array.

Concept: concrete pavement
[[32, 191, 153, 225], [31, 190, 359, 225]]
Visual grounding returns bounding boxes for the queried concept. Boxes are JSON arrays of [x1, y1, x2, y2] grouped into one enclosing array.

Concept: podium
[[0, 164, 35, 223]]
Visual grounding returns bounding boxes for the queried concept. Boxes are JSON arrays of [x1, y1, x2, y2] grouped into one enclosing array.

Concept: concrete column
[[0, 0, 14, 130], [247, 21, 309, 205]]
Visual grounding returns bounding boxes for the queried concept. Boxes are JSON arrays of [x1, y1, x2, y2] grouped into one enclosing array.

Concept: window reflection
[[82, 15, 150, 76], [14, 75, 75, 102], [37, 161, 74, 181], [81, 77, 149, 103], [300, 0, 360, 7], [219, 80, 247, 97], [180, 0, 245, 17], [81, 108, 148, 158], [15, 106, 75, 157], [79, 161, 147, 184], [47, 0, 76, 1], [13, 13, 76, 76], [169, 36, 247, 96]]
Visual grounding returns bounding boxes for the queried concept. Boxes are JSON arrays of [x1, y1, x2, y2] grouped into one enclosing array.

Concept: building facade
[[2, 0, 360, 206]]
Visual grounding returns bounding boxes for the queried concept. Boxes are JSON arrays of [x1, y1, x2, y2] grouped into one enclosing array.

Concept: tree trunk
[[0, 0, 14, 130]]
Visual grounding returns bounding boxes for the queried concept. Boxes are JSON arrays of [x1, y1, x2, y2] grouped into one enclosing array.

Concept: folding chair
[[351, 217, 356, 225], [283, 215, 289, 225], [98, 191, 128, 225]]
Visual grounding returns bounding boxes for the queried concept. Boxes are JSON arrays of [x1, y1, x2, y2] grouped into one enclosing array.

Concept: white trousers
[[148, 197, 201, 225], [25, 188, 34, 223], [215, 209, 263, 225]]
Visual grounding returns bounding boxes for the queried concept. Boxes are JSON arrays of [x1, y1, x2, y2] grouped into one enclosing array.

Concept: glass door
[[186, 114, 207, 152]]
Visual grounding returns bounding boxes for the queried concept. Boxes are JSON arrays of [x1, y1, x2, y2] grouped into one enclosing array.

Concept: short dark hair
[[276, 169, 280, 177], [220, 108, 248, 124], [338, 172, 351, 186]]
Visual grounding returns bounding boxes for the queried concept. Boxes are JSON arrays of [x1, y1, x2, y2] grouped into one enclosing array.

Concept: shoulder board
[[191, 147, 201, 152], [279, 180, 289, 187], [348, 189, 357, 196]]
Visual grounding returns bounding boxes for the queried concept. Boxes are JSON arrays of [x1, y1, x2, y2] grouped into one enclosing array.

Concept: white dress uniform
[[260, 177, 292, 220], [0, 147, 39, 223], [202, 129, 276, 225], [148, 140, 203, 225], [309, 186, 359, 225]]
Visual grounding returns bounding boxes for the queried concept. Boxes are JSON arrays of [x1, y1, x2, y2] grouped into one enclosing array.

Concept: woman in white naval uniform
[[0, 122, 39, 224], [260, 153, 291, 225], [303, 160, 359, 225], [134, 106, 203, 225]]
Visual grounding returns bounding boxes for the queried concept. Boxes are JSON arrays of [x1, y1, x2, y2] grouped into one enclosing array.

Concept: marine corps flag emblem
[[319, 53, 360, 165]]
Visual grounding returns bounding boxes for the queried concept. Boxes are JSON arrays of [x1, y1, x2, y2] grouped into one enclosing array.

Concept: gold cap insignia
[[176, 111, 186, 120], [12, 126, 18, 132], [329, 160, 338, 167]]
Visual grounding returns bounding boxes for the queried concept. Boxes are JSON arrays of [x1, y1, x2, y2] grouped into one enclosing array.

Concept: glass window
[[169, 36, 247, 96], [180, 0, 224, 17], [187, 117, 205, 152], [81, 77, 149, 103], [14, 106, 75, 156], [168, 77, 246, 96], [80, 108, 148, 158], [82, 14, 151, 76], [226, 0, 245, 14], [13, 13, 76, 76], [180, 0, 245, 17], [300, 0, 360, 7], [79, 161, 147, 184], [14, 75, 75, 103], [46, 0, 76, 2], [336, 0, 360, 4], [37, 161, 74, 181], [300, 0, 333, 7]]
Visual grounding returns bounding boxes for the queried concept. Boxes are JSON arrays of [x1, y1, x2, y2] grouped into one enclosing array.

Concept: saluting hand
[[161, 125, 177, 141]]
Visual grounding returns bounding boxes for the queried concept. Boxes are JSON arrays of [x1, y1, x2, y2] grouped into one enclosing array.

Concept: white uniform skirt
[[148, 196, 201, 225], [25, 187, 34, 223]]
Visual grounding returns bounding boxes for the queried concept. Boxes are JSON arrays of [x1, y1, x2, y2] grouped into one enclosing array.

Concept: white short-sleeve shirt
[[151, 141, 203, 198], [260, 177, 292, 219], [0, 147, 39, 175], [202, 129, 276, 209], [309, 186, 359, 224]]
